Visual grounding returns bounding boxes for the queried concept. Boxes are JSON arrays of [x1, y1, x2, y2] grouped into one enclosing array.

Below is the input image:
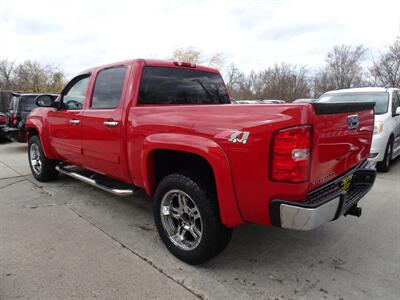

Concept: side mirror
[[36, 94, 55, 107], [396, 106, 400, 116]]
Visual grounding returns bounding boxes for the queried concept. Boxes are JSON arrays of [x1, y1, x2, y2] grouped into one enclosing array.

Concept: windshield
[[138, 67, 230, 105], [21, 96, 38, 111], [319, 92, 389, 115]]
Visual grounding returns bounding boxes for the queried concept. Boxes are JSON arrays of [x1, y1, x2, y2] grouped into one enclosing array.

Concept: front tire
[[377, 139, 393, 172], [28, 135, 59, 181], [153, 172, 232, 265]]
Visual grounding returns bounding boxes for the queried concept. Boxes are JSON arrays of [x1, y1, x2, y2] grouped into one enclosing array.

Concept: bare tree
[[0, 59, 16, 90], [223, 63, 255, 99], [170, 46, 225, 69], [311, 70, 336, 98], [0, 59, 66, 93], [171, 46, 201, 64], [224, 63, 310, 101], [258, 63, 310, 101], [15, 60, 48, 92], [370, 38, 400, 87], [208, 52, 225, 69], [325, 44, 367, 89]]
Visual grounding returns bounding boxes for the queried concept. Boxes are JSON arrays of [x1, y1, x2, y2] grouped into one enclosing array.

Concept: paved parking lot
[[0, 140, 399, 300]]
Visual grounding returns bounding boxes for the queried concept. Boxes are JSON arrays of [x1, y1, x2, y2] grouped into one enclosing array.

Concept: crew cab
[[26, 59, 376, 264]]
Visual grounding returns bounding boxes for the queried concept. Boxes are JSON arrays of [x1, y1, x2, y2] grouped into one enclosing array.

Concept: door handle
[[69, 119, 80, 125], [103, 120, 119, 127]]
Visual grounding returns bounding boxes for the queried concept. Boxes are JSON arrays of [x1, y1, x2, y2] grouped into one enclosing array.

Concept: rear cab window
[[138, 66, 230, 105]]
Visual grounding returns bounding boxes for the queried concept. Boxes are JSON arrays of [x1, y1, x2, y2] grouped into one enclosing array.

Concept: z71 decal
[[228, 131, 250, 144], [214, 130, 250, 144]]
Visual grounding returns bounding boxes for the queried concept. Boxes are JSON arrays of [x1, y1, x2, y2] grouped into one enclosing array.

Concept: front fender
[[141, 133, 243, 227], [25, 117, 56, 159]]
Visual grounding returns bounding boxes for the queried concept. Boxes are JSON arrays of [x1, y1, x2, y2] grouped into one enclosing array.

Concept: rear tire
[[153, 171, 232, 265], [28, 135, 59, 181], [377, 139, 393, 172]]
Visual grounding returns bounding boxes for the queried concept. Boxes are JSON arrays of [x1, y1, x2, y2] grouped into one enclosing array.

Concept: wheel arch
[[141, 133, 243, 227], [25, 119, 56, 159]]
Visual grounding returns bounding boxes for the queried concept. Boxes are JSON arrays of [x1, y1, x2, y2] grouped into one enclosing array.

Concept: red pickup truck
[[26, 59, 376, 264]]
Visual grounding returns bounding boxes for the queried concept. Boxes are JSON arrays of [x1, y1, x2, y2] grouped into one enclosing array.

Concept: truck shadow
[[50, 173, 394, 299], [55, 174, 349, 270]]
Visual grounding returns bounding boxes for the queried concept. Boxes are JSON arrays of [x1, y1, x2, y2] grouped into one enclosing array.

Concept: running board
[[55, 165, 136, 197]]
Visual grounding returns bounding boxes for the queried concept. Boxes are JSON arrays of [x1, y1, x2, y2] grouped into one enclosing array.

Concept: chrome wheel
[[30, 143, 42, 175], [160, 189, 203, 251]]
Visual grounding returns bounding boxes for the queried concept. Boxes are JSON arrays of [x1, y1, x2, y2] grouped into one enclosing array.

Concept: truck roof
[[80, 59, 220, 75]]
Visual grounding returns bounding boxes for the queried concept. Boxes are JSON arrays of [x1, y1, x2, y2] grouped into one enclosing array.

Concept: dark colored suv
[[5, 93, 58, 142]]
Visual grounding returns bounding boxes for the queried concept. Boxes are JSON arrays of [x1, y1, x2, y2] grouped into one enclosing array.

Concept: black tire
[[153, 172, 232, 265], [377, 138, 393, 172], [28, 135, 59, 181]]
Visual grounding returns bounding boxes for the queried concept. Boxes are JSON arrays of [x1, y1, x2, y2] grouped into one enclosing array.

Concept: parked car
[[234, 99, 264, 104], [319, 87, 400, 172], [26, 59, 376, 264], [0, 112, 7, 139], [5, 93, 58, 142], [261, 99, 286, 104], [293, 98, 317, 103]]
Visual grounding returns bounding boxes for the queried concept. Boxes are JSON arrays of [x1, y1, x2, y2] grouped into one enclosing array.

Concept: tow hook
[[345, 205, 362, 217]]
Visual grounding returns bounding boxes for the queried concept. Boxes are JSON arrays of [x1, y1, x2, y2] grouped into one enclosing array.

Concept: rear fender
[[142, 133, 243, 227]]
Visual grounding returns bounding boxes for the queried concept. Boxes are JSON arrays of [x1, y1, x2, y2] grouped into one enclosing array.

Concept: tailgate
[[309, 102, 375, 189]]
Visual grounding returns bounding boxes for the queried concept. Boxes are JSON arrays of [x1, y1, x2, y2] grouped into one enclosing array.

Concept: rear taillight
[[12, 114, 18, 126], [270, 125, 312, 183]]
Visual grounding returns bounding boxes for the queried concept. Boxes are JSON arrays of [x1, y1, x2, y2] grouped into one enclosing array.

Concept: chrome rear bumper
[[279, 197, 340, 230], [270, 160, 376, 231]]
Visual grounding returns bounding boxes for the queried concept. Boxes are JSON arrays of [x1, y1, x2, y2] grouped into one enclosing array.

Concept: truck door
[[81, 65, 130, 182], [47, 74, 91, 164]]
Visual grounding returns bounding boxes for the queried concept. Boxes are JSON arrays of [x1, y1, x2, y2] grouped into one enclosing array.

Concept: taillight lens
[[270, 125, 312, 183], [12, 114, 18, 126]]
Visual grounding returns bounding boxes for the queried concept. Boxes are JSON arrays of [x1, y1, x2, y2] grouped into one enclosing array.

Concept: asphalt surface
[[0, 140, 399, 300]]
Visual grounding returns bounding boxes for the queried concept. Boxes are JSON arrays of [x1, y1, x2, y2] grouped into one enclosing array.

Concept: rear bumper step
[[55, 165, 136, 197], [270, 160, 376, 231]]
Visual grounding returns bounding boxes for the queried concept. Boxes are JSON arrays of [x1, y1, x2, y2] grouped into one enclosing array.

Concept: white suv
[[319, 87, 400, 172]]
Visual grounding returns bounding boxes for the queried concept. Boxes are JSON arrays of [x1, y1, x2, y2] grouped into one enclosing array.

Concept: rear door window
[[138, 67, 230, 105], [91, 66, 127, 109]]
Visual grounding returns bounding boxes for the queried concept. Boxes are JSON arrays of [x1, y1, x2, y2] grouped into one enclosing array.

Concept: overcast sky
[[1, 0, 399, 77]]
